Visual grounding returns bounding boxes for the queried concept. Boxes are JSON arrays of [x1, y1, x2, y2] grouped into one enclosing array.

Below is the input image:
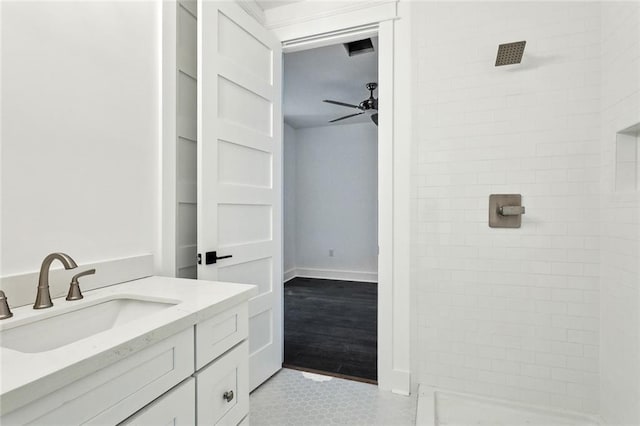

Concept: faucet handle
[[66, 269, 96, 301], [0, 291, 13, 320]]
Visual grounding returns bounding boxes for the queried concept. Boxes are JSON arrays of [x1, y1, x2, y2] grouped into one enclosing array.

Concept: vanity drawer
[[2, 327, 194, 425], [195, 340, 249, 426], [119, 378, 195, 425], [195, 302, 248, 369]]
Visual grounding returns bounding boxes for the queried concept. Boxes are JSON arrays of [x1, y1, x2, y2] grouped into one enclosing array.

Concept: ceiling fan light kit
[[323, 82, 379, 126]]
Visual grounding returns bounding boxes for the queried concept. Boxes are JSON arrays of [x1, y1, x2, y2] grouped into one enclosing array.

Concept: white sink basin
[[0, 297, 178, 353]]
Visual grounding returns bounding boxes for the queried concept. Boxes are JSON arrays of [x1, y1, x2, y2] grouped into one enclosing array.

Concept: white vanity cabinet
[[124, 300, 251, 426], [194, 303, 249, 425], [196, 341, 249, 425], [2, 328, 195, 425], [120, 378, 196, 425], [1, 298, 251, 426]]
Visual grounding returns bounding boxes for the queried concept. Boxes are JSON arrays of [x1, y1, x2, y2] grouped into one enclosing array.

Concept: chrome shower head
[[495, 41, 526, 66]]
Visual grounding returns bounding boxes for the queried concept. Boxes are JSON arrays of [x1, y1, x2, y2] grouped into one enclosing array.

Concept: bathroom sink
[[0, 297, 178, 353]]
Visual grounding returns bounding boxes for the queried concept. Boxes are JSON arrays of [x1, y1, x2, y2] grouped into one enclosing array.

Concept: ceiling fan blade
[[371, 113, 378, 126], [323, 100, 361, 109], [329, 112, 364, 123]]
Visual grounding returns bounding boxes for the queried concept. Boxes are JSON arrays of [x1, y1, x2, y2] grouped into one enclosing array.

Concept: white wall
[[286, 122, 378, 280], [283, 123, 297, 276], [599, 2, 640, 424], [1, 2, 160, 276], [412, 2, 602, 413]]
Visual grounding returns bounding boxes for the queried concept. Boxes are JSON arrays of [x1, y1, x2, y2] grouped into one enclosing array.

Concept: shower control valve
[[499, 205, 525, 216], [489, 194, 525, 228]]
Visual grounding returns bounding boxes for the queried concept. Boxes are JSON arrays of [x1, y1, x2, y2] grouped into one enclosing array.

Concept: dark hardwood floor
[[283, 277, 377, 382]]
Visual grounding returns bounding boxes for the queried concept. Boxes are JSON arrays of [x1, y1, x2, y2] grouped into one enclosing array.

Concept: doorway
[[168, 1, 411, 393], [281, 38, 379, 382]]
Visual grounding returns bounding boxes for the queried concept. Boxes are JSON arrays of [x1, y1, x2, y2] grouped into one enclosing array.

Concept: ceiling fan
[[323, 82, 378, 126]]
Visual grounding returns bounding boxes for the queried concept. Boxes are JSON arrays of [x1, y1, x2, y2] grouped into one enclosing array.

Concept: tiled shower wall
[[411, 2, 602, 413], [599, 2, 640, 424]]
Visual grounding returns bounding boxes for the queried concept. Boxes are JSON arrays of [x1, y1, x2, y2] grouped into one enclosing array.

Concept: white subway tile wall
[[599, 2, 640, 425], [412, 2, 603, 414]]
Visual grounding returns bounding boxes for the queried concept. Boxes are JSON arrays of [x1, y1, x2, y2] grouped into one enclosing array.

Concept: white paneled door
[[198, 1, 282, 391]]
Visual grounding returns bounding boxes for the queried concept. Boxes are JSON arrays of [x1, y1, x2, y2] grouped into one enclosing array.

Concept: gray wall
[[284, 122, 378, 279], [283, 123, 298, 275]]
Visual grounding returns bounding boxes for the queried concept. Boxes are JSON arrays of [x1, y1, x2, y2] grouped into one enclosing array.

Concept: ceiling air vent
[[344, 38, 374, 57]]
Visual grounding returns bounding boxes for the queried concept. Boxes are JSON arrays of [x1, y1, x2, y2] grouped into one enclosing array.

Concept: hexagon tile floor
[[249, 368, 418, 426]]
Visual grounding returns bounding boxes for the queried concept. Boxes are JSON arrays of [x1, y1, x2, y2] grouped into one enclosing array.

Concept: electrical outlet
[[329, 249, 334, 257]]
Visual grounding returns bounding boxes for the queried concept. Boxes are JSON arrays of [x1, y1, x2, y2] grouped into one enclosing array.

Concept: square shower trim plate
[[489, 194, 523, 228]]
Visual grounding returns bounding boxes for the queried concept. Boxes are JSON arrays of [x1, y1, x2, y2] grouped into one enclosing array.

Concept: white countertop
[[0, 276, 257, 415]]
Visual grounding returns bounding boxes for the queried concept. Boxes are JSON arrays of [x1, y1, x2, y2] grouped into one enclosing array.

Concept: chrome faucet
[[34, 253, 78, 309]]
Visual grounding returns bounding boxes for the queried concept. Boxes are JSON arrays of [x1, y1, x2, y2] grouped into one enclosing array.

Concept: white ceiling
[[254, 1, 302, 11], [283, 37, 379, 129]]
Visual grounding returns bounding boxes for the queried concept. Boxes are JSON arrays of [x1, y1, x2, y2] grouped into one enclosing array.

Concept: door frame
[[161, 0, 413, 395], [260, 0, 412, 395]]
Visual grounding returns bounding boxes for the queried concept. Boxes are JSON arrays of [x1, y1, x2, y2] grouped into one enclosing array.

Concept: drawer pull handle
[[223, 390, 234, 402]]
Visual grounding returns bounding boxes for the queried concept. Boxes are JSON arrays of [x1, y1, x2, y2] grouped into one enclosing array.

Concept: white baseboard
[[390, 368, 411, 395], [284, 267, 377, 283], [416, 385, 436, 426], [283, 268, 297, 283], [0, 254, 154, 308]]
